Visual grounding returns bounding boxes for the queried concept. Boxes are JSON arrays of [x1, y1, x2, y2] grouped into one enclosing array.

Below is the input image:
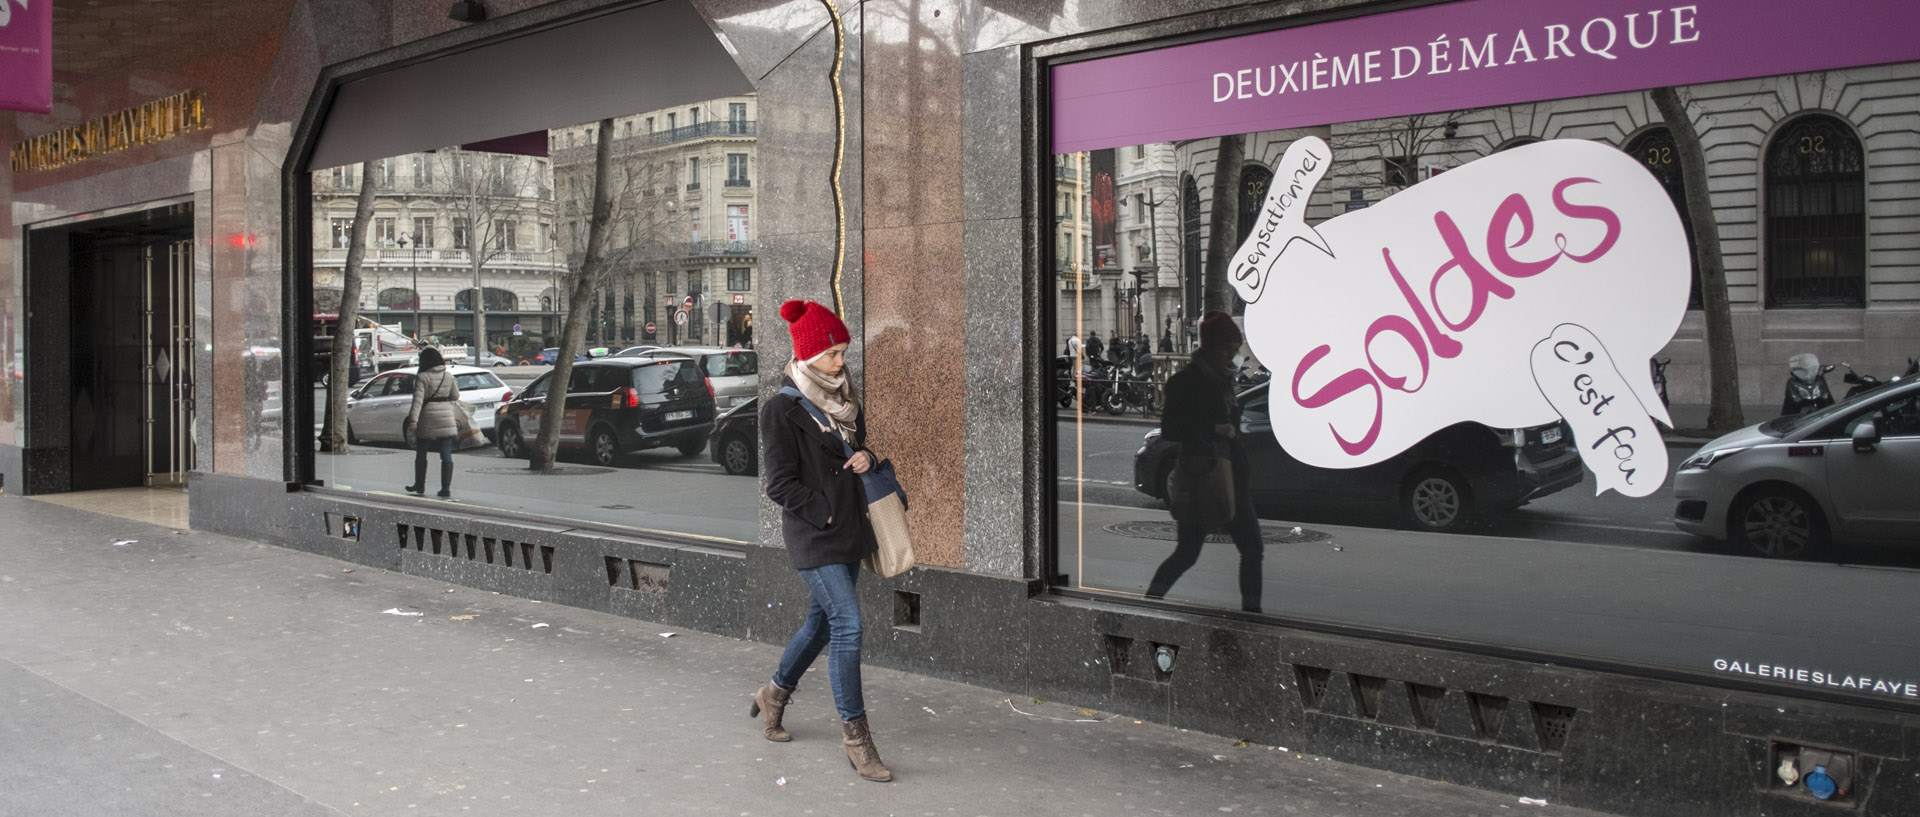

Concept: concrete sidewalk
[[0, 494, 1621, 817]]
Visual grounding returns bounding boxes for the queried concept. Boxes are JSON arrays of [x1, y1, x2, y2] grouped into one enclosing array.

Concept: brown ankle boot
[[748, 682, 792, 742], [841, 716, 893, 782]]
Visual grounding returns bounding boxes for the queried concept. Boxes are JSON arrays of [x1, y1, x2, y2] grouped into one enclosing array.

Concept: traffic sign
[[644, 321, 657, 334], [673, 311, 688, 326], [682, 295, 695, 309]]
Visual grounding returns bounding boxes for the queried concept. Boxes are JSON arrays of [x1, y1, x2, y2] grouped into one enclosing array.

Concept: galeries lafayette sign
[[1050, 0, 1920, 153]]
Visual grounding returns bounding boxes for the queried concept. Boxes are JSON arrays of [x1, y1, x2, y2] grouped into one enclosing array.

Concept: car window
[[522, 374, 549, 400], [679, 362, 705, 388], [454, 372, 501, 391], [570, 366, 618, 392], [706, 351, 757, 377], [1844, 392, 1920, 438], [633, 361, 684, 394]]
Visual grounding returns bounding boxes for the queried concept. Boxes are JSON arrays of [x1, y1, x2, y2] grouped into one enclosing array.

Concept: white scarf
[[788, 358, 860, 435]]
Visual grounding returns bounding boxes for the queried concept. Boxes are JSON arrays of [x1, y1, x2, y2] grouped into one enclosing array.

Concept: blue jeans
[[771, 561, 865, 721]]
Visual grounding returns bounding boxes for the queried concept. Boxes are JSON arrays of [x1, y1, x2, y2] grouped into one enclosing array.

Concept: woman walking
[[404, 346, 461, 499], [1146, 311, 1264, 613], [749, 299, 892, 783]]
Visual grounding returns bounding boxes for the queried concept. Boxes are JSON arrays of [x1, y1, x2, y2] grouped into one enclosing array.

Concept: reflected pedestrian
[[1146, 311, 1263, 613], [403, 346, 460, 498], [750, 299, 893, 783]]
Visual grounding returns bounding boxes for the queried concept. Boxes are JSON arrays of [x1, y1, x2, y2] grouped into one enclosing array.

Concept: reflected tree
[[1651, 86, 1743, 433], [323, 161, 378, 452], [531, 118, 619, 471], [437, 149, 546, 352], [1200, 134, 1244, 314]]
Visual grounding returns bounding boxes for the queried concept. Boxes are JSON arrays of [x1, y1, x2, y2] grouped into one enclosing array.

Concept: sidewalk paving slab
[[0, 494, 1625, 817]]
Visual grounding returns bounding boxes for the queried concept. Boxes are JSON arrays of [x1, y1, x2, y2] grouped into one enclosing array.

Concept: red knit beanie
[[780, 300, 851, 361], [1199, 311, 1243, 350]]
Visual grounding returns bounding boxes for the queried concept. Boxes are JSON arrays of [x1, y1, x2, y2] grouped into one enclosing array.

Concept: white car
[[343, 365, 513, 444], [1672, 377, 1920, 557]]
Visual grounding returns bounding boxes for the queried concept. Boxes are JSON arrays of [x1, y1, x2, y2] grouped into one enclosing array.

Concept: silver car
[[640, 346, 758, 409], [1672, 377, 1920, 557], [343, 365, 512, 444]]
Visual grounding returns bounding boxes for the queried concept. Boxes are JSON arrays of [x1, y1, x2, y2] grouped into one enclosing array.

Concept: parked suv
[[1132, 383, 1582, 531], [639, 347, 758, 409], [493, 357, 715, 466]]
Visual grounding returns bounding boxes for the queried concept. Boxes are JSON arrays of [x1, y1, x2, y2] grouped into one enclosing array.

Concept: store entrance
[[35, 205, 196, 492]]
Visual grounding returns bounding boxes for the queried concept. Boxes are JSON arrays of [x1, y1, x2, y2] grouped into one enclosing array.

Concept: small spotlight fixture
[[448, 0, 487, 22]]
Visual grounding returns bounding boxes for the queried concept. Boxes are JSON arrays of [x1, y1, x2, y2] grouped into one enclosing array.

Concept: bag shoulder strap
[[780, 386, 855, 457]]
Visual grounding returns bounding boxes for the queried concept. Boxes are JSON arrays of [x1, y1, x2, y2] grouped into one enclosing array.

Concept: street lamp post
[[397, 232, 420, 337]]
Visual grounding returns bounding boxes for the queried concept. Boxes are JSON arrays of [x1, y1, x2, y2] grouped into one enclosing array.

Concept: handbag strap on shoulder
[[780, 386, 855, 457]]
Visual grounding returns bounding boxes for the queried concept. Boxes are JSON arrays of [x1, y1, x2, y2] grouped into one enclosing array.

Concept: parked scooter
[[1840, 357, 1920, 400], [1780, 353, 1836, 416], [1084, 356, 1128, 416]]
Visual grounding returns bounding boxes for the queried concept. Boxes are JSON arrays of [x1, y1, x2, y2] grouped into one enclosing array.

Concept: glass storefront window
[[309, 96, 763, 543], [1047, 0, 1920, 705]]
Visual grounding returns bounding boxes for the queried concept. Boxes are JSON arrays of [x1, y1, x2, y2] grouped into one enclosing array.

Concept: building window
[[493, 220, 519, 252], [690, 107, 700, 126], [452, 218, 470, 250], [1765, 114, 1866, 308], [689, 207, 701, 242], [330, 218, 354, 249], [411, 217, 435, 248], [412, 155, 433, 187], [726, 153, 750, 186], [687, 157, 700, 190], [374, 158, 395, 186], [375, 217, 397, 247], [727, 205, 749, 241], [1382, 154, 1418, 187], [667, 112, 676, 130], [646, 116, 654, 133], [728, 268, 751, 291], [1623, 127, 1702, 309], [729, 102, 747, 133], [624, 121, 633, 139]]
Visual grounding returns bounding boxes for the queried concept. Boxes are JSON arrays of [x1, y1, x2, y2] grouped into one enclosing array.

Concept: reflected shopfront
[[1049, 0, 1920, 706]]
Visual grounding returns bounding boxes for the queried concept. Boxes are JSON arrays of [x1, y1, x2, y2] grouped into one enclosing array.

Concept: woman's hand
[[844, 450, 874, 474]]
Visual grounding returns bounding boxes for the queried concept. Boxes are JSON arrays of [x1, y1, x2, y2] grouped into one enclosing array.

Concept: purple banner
[[0, 0, 52, 115], [1051, 0, 1920, 154]]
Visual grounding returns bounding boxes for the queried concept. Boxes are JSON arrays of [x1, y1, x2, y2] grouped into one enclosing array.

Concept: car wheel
[[719, 433, 757, 475], [1159, 462, 1177, 508], [497, 424, 525, 459], [1731, 486, 1826, 559], [588, 426, 621, 467], [1402, 467, 1473, 531], [676, 433, 708, 458]]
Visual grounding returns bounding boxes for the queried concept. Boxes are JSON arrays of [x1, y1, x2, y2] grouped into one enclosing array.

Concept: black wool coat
[[760, 380, 878, 570]]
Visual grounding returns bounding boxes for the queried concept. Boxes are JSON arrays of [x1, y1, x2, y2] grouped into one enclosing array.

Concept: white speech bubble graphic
[[1530, 323, 1668, 497], [1240, 139, 1688, 482], [1230, 137, 1335, 304]]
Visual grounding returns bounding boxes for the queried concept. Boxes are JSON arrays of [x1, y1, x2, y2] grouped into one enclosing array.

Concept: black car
[[710, 396, 759, 476], [1132, 383, 1583, 531], [493, 358, 715, 466]]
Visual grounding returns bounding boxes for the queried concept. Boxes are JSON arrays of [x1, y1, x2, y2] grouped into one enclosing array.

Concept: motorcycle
[[1083, 356, 1128, 416], [1840, 357, 1920, 400], [1116, 357, 1158, 416], [1780, 353, 1836, 417]]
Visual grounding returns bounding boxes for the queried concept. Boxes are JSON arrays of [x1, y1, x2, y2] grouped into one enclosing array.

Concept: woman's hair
[[419, 346, 445, 369]]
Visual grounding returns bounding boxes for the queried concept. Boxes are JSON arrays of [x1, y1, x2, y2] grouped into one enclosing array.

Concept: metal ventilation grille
[[1532, 702, 1577, 753], [400, 525, 554, 574]]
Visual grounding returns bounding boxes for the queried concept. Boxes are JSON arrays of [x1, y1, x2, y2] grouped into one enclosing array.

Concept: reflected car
[[613, 345, 663, 357], [1132, 383, 1583, 531], [533, 347, 600, 365], [493, 357, 715, 466], [710, 395, 759, 476], [1672, 378, 1920, 558], [343, 365, 512, 445], [639, 347, 758, 409]]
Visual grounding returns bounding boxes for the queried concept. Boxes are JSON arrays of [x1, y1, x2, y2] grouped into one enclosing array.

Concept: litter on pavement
[[111, 539, 137, 547], [381, 608, 424, 616], [1519, 797, 1550, 806]]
